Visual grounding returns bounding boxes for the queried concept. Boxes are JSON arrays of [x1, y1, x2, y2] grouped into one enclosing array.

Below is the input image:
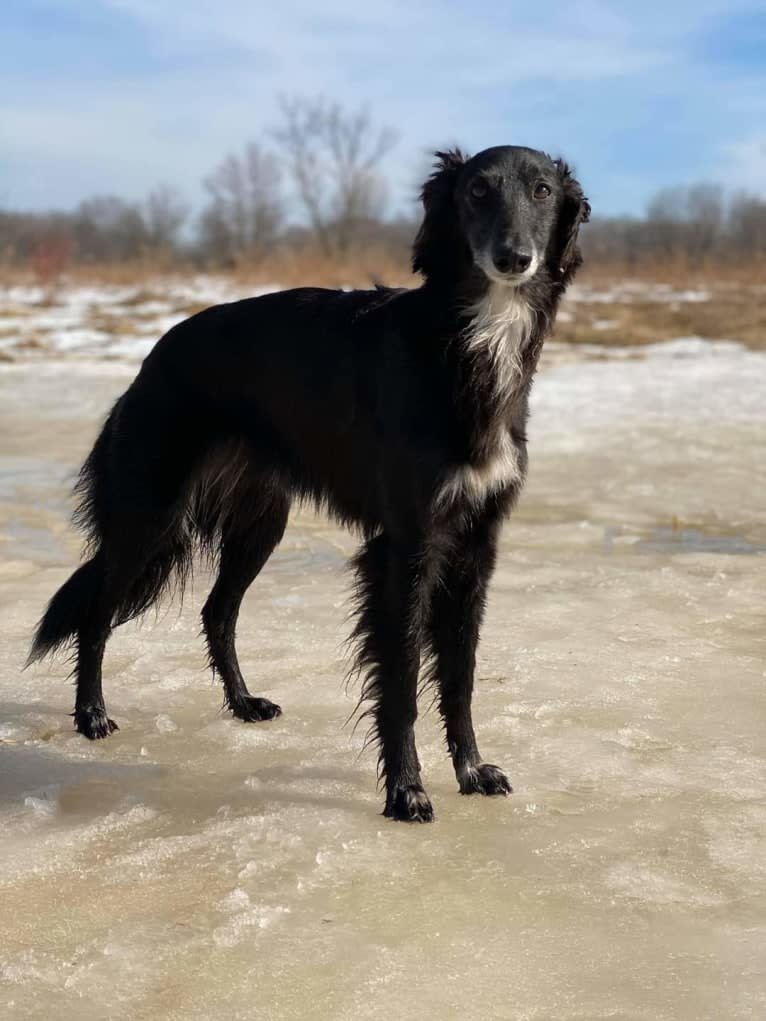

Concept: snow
[[0, 277, 281, 361], [536, 336, 766, 429], [568, 281, 713, 304]]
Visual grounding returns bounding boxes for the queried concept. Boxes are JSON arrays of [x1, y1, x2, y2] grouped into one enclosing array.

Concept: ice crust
[[0, 293, 764, 1019]]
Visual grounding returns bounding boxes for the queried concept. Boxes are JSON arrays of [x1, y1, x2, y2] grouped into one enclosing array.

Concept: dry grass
[[553, 295, 766, 349], [0, 245, 417, 291], [580, 257, 766, 288], [559, 262, 766, 349], [7, 251, 763, 288]]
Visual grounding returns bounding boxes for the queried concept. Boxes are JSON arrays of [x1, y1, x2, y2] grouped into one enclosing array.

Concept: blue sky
[[2, 0, 765, 219]]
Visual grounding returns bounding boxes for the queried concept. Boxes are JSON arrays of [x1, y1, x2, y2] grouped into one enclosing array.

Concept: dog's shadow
[[0, 702, 379, 822], [0, 700, 166, 816]]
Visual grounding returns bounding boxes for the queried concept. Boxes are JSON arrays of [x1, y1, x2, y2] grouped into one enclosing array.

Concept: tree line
[[585, 184, 766, 267], [2, 96, 765, 273]]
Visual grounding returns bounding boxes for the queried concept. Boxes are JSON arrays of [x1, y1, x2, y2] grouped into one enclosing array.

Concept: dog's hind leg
[[31, 546, 125, 739], [426, 516, 512, 797], [48, 549, 118, 739], [351, 533, 434, 822], [201, 483, 290, 723], [72, 523, 190, 738], [74, 590, 118, 739]]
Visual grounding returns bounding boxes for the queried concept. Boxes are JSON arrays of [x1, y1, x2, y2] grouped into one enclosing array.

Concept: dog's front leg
[[351, 534, 433, 822], [427, 517, 513, 797]]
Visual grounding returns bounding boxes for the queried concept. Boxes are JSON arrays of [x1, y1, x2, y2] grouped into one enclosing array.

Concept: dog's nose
[[493, 247, 533, 275]]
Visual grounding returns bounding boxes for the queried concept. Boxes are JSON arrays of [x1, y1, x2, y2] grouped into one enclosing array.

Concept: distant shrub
[[31, 233, 73, 301]]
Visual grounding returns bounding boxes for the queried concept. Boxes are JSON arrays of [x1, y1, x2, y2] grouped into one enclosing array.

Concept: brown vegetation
[[3, 255, 763, 352], [553, 285, 766, 350]]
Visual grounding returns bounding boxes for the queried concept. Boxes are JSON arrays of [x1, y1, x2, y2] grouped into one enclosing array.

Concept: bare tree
[[645, 184, 724, 263], [685, 184, 723, 263], [581, 216, 648, 267], [73, 196, 148, 261], [728, 192, 766, 257], [273, 96, 396, 256], [200, 143, 283, 263], [145, 183, 188, 252], [646, 187, 686, 259]]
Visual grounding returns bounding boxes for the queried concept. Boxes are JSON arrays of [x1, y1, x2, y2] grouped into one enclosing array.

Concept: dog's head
[[412, 145, 590, 288]]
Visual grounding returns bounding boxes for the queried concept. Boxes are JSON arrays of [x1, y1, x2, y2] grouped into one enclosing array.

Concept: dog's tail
[[26, 401, 118, 666], [27, 555, 102, 665]]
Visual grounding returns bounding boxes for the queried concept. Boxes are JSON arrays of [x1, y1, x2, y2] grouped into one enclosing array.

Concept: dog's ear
[[412, 148, 468, 278], [553, 160, 590, 283]]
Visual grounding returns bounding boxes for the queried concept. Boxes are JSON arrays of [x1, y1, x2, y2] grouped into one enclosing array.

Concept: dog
[[29, 145, 589, 822]]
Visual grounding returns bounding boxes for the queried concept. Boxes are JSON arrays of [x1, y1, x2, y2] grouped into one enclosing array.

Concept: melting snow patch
[[642, 336, 743, 357], [0, 277, 283, 361]]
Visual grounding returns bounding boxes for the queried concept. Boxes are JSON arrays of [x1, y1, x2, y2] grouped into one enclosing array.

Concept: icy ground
[[0, 305, 765, 1018]]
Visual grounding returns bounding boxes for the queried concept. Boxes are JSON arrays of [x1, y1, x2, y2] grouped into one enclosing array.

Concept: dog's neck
[[461, 281, 535, 406]]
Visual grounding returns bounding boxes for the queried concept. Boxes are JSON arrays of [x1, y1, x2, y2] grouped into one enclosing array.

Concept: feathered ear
[[411, 148, 468, 278], [553, 160, 590, 283]]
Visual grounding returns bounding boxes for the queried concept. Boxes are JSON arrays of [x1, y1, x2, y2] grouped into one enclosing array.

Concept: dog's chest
[[434, 286, 532, 509], [463, 285, 534, 405]]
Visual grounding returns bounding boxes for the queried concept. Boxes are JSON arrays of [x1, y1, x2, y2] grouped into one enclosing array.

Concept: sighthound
[[30, 145, 590, 822]]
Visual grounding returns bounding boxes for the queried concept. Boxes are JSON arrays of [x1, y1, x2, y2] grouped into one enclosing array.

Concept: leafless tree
[[685, 184, 723, 263], [728, 192, 766, 257], [646, 186, 687, 259], [645, 184, 724, 263], [200, 144, 283, 263], [145, 183, 188, 252], [72, 196, 148, 261], [273, 96, 396, 256], [3, 147, 766, 272]]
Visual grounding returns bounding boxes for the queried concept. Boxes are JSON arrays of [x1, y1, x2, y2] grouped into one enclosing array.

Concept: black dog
[[30, 146, 589, 822]]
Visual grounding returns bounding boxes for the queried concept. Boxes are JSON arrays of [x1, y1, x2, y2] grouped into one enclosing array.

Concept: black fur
[[29, 145, 589, 822]]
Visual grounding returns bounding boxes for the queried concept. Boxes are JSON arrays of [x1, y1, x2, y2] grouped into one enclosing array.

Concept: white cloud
[[100, 0, 673, 83], [2, 0, 765, 212]]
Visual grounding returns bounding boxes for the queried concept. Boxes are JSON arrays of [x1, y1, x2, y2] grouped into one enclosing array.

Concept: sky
[[1, 0, 765, 220]]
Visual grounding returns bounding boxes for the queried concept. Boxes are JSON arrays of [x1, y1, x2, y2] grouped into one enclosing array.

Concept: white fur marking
[[463, 281, 534, 405], [436, 429, 521, 509], [435, 282, 532, 510]]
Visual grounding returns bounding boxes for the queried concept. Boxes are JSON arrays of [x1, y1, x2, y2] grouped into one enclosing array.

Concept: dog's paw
[[458, 762, 513, 796], [384, 784, 434, 823], [231, 696, 282, 723], [74, 705, 119, 740]]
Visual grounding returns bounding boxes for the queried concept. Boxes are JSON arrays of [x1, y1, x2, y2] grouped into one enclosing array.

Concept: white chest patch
[[434, 284, 532, 510], [463, 283, 534, 404]]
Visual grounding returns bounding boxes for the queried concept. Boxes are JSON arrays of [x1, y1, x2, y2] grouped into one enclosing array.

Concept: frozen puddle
[[1, 340, 765, 1019]]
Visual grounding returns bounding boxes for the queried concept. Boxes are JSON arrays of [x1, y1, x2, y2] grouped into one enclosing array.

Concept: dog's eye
[[533, 182, 551, 200], [469, 179, 488, 200]]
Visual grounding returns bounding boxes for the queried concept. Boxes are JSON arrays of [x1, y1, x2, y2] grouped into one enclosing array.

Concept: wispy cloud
[[1, 0, 764, 215]]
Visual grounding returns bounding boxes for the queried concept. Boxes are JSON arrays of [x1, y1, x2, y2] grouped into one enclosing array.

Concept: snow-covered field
[[0, 277, 280, 362], [1, 281, 765, 1019], [0, 274, 731, 363]]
